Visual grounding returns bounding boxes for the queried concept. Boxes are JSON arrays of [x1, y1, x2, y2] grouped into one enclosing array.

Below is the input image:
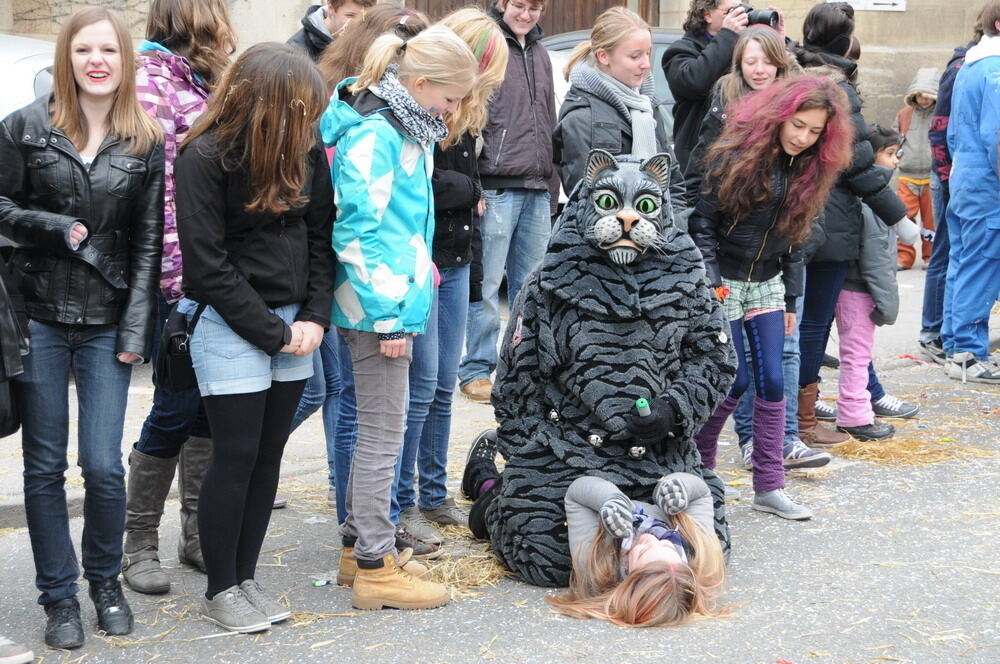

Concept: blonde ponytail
[[351, 33, 405, 93], [351, 25, 477, 95], [563, 40, 593, 81]]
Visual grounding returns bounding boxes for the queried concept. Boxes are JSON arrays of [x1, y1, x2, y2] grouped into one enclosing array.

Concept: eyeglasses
[[508, 1, 542, 16]]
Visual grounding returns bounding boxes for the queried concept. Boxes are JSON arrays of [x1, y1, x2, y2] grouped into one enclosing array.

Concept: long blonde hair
[[436, 8, 509, 148], [350, 25, 478, 96], [545, 511, 727, 627], [715, 27, 798, 108], [563, 7, 649, 81], [51, 7, 161, 156], [144, 0, 237, 90], [182, 43, 326, 215]]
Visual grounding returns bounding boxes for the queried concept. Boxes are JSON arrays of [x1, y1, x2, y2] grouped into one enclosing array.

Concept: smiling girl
[[0, 7, 162, 649]]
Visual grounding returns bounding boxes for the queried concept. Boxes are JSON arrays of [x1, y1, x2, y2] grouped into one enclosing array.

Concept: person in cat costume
[[462, 149, 736, 588]]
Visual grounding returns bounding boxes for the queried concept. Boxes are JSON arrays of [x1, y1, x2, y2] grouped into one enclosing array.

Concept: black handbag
[[155, 302, 207, 393]]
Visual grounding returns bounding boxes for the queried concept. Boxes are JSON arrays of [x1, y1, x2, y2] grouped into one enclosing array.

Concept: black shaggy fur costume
[[484, 154, 737, 587]]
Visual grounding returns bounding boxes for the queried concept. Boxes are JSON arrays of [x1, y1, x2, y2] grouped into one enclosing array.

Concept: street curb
[[0, 460, 327, 530]]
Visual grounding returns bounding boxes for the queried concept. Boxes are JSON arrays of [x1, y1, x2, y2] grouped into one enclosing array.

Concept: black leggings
[[198, 380, 305, 598]]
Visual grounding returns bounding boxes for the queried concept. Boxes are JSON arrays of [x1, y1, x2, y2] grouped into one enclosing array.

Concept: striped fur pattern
[[486, 155, 737, 587]]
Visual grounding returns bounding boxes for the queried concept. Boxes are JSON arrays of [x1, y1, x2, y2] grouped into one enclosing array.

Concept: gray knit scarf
[[369, 64, 449, 146], [569, 60, 657, 158]]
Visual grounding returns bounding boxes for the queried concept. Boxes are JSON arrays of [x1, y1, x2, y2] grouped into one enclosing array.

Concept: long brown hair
[[715, 27, 798, 108], [545, 511, 727, 627], [183, 43, 326, 215], [144, 0, 237, 89], [51, 7, 161, 156], [317, 5, 428, 91], [704, 75, 853, 244]]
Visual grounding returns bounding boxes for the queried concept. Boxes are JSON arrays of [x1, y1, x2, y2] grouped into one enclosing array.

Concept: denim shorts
[[177, 299, 313, 396], [722, 274, 785, 321]]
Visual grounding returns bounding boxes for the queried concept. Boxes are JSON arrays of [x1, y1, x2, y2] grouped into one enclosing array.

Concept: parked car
[[541, 27, 684, 138], [0, 34, 55, 121]]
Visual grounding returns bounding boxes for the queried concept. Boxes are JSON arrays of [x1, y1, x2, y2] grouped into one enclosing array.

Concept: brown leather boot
[[352, 553, 449, 610], [798, 383, 850, 447], [337, 546, 428, 587]]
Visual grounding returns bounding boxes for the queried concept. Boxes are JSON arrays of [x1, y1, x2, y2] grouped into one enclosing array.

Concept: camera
[[738, 4, 780, 29]]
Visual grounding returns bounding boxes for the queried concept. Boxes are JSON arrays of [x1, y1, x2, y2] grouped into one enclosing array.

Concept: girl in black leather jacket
[[688, 76, 852, 521], [0, 7, 162, 649]]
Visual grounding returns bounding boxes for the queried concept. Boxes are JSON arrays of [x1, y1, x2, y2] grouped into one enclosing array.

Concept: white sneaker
[[947, 352, 1000, 384], [752, 489, 813, 520]]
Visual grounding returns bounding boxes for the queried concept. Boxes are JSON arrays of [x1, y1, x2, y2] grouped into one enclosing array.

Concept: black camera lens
[[739, 3, 780, 29]]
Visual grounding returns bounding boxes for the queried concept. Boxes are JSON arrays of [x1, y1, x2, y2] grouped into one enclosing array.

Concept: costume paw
[[654, 476, 689, 515], [599, 496, 634, 539]]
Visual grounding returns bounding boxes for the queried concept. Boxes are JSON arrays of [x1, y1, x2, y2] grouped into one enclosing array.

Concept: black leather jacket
[[0, 96, 164, 359], [689, 157, 804, 311]]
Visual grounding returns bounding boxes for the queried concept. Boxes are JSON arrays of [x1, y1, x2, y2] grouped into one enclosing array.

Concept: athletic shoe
[[461, 429, 499, 499], [918, 339, 947, 365], [89, 578, 133, 636], [821, 353, 840, 369], [870, 394, 920, 419], [0, 635, 33, 664], [814, 400, 837, 421], [947, 352, 1000, 385], [421, 496, 469, 528], [272, 496, 288, 509], [43, 597, 84, 650], [741, 440, 754, 471], [239, 579, 291, 623], [400, 507, 444, 545], [327, 486, 336, 508], [782, 440, 831, 469], [837, 420, 895, 441], [200, 586, 270, 633], [752, 489, 813, 520], [394, 526, 442, 560]]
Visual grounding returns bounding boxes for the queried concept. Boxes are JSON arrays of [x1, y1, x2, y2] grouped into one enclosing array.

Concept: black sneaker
[[821, 353, 840, 369], [462, 429, 499, 499], [394, 526, 442, 560], [918, 339, 947, 365], [837, 420, 895, 442], [89, 578, 134, 636], [44, 597, 84, 650]]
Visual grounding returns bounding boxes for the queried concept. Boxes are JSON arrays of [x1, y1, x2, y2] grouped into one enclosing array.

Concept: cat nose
[[617, 209, 640, 232]]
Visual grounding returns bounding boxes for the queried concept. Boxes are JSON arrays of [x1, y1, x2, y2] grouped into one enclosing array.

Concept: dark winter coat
[[801, 57, 907, 263], [478, 7, 557, 193], [175, 133, 335, 355], [485, 172, 736, 587], [432, 133, 484, 302], [683, 88, 726, 206], [688, 156, 805, 311], [552, 84, 689, 228], [0, 96, 164, 359], [662, 28, 739, 173], [286, 5, 331, 62], [930, 43, 973, 187]]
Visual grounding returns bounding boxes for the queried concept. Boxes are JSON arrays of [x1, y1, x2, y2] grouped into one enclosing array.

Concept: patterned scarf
[[369, 64, 449, 146]]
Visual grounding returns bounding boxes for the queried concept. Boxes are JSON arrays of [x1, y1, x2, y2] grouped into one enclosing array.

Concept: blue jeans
[[136, 296, 209, 459], [15, 320, 132, 606], [331, 332, 357, 524], [734, 296, 803, 446], [798, 261, 849, 387], [459, 188, 550, 385], [921, 174, 951, 344], [392, 266, 469, 520], [866, 363, 886, 401], [290, 330, 342, 484]]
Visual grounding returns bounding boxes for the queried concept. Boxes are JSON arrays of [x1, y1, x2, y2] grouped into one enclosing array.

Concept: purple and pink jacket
[[135, 46, 210, 303]]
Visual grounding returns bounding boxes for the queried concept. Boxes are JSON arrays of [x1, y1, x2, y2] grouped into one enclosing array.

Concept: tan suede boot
[[798, 383, 850, 447], [352, 553, 449, 610], [336, 546, 428, 587]]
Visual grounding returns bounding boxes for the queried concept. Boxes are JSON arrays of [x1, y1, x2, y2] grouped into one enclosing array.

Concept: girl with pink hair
[[688, 75, 853, 520]]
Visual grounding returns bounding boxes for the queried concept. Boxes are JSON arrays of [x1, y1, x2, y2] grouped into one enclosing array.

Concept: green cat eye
[[636, 196, 659, 215], [595, 193, 619, 211]]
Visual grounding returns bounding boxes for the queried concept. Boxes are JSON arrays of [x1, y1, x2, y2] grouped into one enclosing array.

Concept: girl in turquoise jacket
[[319, 25, 478, 611]]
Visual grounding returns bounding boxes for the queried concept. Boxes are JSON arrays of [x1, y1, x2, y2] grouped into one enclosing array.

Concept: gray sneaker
[[400, 506, 444, 544], [948, 352, 1000, 384], [420, 496, 469, 528], [752, 489, 813, 520], [782, 440, 832, 469], [239, 579, 291, 623], [814, 400, 837, 421], [201, 586, 270, 633]]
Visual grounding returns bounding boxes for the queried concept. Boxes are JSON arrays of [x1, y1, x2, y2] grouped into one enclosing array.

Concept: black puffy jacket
[[689, 156, 804, 311], [801, 56, 907, 263], [175, 132, 335, 356], [0, 96, 164, 359], [432, 133, 484, 303]]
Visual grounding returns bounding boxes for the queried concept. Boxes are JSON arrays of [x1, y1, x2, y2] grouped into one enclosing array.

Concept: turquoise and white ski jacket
[[320, 78, 435, 335]]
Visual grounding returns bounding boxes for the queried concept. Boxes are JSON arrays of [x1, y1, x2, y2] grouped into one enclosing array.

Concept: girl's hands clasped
[[281, 321, 323, 356]]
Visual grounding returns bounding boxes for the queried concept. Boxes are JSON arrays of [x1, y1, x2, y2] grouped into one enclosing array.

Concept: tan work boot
[[352, 553, 449, 610], [798, 383, 850, 447], [459, 379, 492, 403], [337, 546, 428, 587]]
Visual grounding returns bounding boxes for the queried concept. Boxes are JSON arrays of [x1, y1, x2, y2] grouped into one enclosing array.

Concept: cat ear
[[640, 153, 672, 192], [585, 149, 618, 186]]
